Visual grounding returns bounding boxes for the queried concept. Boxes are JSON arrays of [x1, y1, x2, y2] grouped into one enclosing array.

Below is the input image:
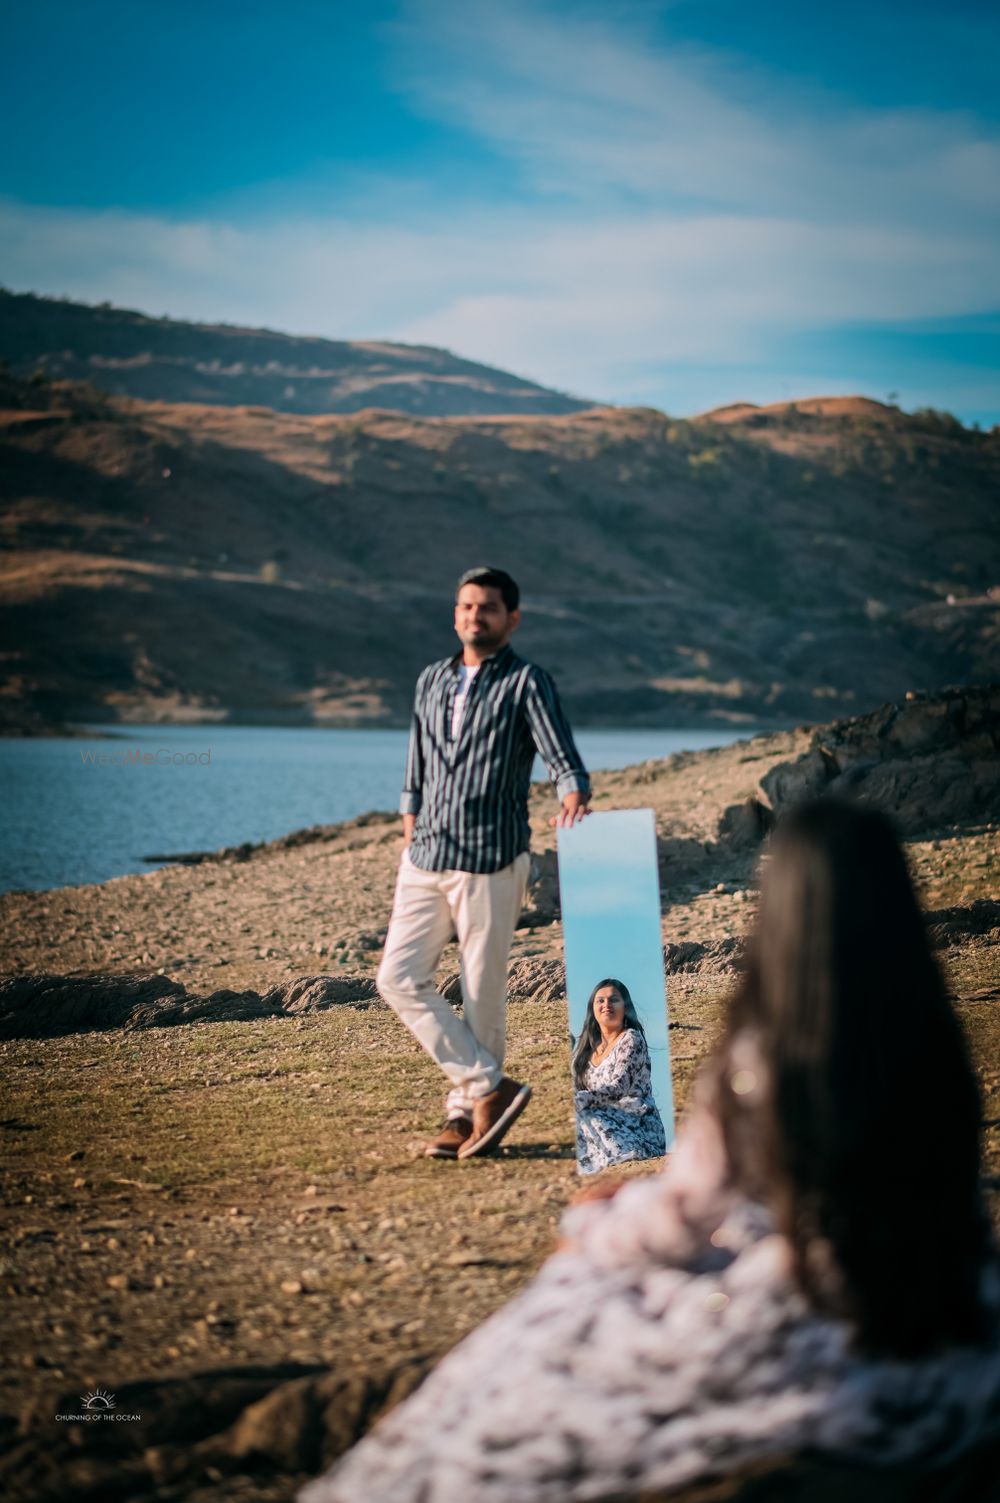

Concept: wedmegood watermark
[[79, 747, 211, 767], [55, 1388, 141, 1422]]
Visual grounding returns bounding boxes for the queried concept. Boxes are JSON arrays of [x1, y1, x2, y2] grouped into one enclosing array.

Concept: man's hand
[[551, 790, 590, 828], [402, 813, 416, 846]]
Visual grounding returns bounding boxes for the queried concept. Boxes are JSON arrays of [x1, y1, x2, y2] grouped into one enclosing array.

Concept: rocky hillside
[[0, 371, 997, 733], [0, 290, 590, 418]]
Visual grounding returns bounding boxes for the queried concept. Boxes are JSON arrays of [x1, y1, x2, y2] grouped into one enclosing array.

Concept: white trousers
[[376, 848, 531, 1119]]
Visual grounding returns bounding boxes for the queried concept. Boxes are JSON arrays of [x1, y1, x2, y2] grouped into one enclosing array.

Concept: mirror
[[557, 808, 675, 1174]]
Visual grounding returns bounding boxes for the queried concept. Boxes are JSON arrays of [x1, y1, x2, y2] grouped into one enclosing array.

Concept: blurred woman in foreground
[[299, 800, 999, 1503]]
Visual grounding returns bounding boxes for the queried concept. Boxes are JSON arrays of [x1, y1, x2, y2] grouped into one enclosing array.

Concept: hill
[[0, 289, 591, 418], [0, 373, 997, 732]]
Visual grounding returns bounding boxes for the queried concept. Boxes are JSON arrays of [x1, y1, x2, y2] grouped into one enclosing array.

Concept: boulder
[[757, 684, 1000, 832], [758, 746, 835, 811], [717, 795, 775, 848]]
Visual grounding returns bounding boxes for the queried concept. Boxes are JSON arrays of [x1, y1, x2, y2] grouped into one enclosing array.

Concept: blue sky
[[2, 0, 998, 422]]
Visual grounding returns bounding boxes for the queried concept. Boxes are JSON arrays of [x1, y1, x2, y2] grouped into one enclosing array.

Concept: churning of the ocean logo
[[54, 1388, 141, 1422]]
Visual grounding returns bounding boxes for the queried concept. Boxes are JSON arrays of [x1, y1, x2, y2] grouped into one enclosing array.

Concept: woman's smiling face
[[593, 985, 626, 1035]]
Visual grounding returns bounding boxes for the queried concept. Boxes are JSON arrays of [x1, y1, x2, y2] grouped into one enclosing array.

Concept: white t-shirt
[[451, 662, 481, 739]]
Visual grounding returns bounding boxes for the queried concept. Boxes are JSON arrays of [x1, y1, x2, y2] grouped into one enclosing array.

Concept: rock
[[209, 1356, 431, 1473], [441, 956, 566, 1007], [520, 850, 560, 926], [440, 972, 464, 1006], [758, 746, 835, 811], [756, 684, 1000, 834], [0, 970, 381, 1039], [507, 958, 566, 1003], [263, 975, 381, 1014], [0, 970, 185, 1040], [664, 938, 745, 976], [128, 986, 279, 1029], [717, 795, 774, 848], [926, 898, 1000, 948]]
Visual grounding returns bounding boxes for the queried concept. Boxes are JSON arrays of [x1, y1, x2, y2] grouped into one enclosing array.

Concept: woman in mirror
[[570, 978, 667, 1172]]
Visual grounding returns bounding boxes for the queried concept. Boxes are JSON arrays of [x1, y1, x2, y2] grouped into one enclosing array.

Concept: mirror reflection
[[557, 809, 674, 1174]]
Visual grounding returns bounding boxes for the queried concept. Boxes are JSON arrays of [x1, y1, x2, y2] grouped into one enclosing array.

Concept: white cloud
[[2, 195, 997, 407], [1, 0, 997, 416], [390, 0, 1000, 231]]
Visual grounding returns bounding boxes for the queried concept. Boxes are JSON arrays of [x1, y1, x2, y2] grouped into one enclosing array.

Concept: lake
[[0, 724, 756, 894]]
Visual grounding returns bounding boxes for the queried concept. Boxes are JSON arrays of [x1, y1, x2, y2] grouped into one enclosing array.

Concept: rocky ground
[[0, 686, 997, 1502]]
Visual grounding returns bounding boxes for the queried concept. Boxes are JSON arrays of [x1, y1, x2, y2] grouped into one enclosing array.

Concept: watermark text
[[79, 746, 211, 767]]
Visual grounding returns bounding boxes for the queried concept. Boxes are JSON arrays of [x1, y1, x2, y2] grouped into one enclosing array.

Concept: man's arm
[[399, 677, 425, 844], [524, 668, 591, 827]]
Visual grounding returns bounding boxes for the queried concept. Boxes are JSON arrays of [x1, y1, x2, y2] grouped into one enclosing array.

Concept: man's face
[[454, 583, 520, 654]]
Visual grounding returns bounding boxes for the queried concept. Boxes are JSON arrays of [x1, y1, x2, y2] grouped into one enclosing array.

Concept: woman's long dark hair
[[572, 978, 645, 1087], [711, 798, 990, 1357]]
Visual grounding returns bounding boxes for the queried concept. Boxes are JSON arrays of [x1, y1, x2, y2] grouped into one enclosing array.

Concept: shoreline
[[1, 723, 771, 900], [2, 684, 995, 992]]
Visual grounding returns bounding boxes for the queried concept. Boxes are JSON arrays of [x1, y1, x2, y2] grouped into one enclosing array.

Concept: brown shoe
[[424, 1116, 473, 1159], [457, 1077, 532, 1159]]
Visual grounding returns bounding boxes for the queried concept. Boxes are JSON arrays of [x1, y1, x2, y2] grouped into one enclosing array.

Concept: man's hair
[[455, 566, 519, 612]]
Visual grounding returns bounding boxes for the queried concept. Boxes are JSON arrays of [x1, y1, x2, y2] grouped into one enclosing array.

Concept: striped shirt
[[400, 642, 590, 873]]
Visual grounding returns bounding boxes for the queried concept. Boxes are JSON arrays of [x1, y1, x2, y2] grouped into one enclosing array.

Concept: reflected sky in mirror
[[557, 809, 675, 1173]]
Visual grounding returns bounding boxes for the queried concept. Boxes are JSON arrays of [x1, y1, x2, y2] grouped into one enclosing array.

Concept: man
[[376, 566, 590, 1160]]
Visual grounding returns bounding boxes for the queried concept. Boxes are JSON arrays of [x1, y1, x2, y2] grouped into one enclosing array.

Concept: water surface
[[0, 724, 755, 893]]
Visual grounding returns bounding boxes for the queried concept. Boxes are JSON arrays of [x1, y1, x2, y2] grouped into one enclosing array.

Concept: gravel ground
[[1, 714, 997, 1502]]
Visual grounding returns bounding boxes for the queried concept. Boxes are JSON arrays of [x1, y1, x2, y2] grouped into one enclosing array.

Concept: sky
[[1, 0, 998, 423]]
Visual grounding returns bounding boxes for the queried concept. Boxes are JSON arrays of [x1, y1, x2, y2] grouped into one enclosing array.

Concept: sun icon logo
[[81, 1389, 116, 1410]]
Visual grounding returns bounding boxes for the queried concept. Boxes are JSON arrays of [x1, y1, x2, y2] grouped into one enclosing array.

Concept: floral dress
[[297, 1090, 1000, 1503], [574, 1026, 667, 1174]]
